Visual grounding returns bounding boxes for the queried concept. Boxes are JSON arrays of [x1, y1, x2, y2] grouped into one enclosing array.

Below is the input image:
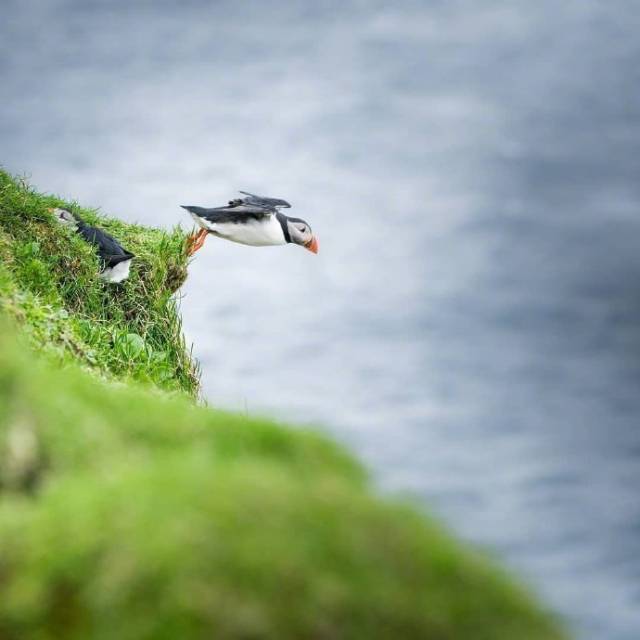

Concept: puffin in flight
[[181, 191, 318, 256], [51, 208, 135, 283]]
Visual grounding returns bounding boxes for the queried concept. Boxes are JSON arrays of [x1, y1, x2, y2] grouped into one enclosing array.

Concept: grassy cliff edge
[[0, 170, 197, 396], [0, 170, 567, 639]]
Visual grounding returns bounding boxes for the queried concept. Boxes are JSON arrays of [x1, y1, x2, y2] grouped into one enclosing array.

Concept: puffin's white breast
[[202, 214, 287, 247], [100, 259, 132, 283]]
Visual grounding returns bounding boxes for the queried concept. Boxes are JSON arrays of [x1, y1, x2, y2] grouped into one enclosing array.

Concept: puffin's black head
[[285, 216, 318, 254], [50, 207, 78, 228]]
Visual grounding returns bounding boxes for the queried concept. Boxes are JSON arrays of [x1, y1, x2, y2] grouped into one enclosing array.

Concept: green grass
[[0, 325, 567, 640], [0, 170, 568, 639], [0, 169, 198, 396]]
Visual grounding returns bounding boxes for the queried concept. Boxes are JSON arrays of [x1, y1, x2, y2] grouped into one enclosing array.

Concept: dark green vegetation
[[0, 171, 567, 639]]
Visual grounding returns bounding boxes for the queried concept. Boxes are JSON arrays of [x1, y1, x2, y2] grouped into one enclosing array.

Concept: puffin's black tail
[[181, 205, 214, 216], [103, 252, 134, 268]]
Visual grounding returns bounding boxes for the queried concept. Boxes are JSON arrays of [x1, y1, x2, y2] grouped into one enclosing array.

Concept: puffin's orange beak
[[305, 236, 319, 254]]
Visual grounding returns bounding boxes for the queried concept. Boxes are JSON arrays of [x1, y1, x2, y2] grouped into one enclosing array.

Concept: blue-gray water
[[2, 2, 640, 637]]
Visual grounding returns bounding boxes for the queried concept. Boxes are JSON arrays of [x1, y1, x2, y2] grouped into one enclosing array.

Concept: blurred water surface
[[2, 1, 640, 637]]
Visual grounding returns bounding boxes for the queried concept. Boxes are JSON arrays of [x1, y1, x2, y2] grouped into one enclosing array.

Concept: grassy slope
[[0, 171, 567, 639], [0, 170, 198, 396]]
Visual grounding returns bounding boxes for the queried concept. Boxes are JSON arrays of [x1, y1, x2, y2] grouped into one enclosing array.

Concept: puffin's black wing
[[238, 191, 291, 209], [76, 221, 134, 268], [181, 204, 273, 224]]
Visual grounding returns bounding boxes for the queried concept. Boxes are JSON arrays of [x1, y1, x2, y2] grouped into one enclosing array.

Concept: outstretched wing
[[181, 204, 273, 224], [238, 191, 291, 210]]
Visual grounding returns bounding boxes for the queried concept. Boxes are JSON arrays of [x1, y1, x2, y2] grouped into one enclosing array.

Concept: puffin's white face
[[50, 208, 77, 228], [287, 218, 319, 254]]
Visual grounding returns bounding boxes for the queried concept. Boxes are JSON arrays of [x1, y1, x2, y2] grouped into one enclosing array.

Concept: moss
[[0, 326, 567, 640]]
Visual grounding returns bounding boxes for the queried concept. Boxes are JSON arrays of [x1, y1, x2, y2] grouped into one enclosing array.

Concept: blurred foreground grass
[[0, 170, 567, 639]]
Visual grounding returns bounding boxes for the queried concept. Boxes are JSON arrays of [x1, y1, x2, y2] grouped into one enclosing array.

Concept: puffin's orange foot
[[187, 229, 208, 256]]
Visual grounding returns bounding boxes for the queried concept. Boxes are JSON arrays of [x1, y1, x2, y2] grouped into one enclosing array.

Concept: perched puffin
[[51, 208, 135, 283], [181, 191, 318, 256]]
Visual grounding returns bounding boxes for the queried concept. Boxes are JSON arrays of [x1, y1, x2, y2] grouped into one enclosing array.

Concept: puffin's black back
[[76, 220, 134, 268], [181, 204, 271, 224]]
